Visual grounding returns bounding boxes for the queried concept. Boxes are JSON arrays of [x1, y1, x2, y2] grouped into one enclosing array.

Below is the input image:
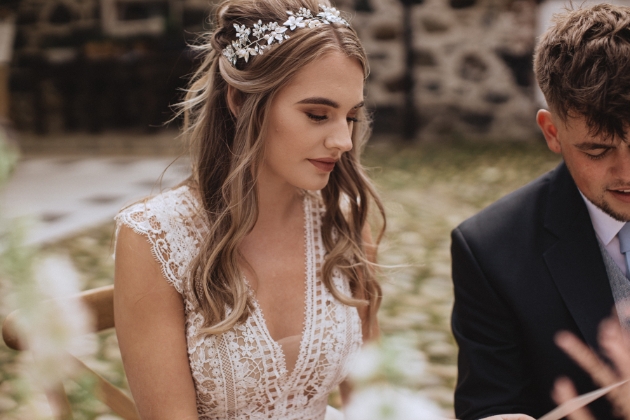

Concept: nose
[[325, 120, 353, 153], [618, 144, 630, 176], [612, 143, 630, 181]]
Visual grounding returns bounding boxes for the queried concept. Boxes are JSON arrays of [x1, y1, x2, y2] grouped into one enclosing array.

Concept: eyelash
[[306, 113, 327, 122], [306, 113, 359, 123]]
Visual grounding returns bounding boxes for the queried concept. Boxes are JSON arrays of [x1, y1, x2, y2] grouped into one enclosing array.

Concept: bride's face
[[262, 51, 364, 192]]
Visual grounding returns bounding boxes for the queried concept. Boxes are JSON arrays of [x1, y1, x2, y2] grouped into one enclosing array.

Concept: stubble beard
[[593, 193, 630, 222]]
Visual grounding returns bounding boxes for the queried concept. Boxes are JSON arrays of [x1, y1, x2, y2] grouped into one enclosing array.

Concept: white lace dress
[[115, 185, 362, 420]]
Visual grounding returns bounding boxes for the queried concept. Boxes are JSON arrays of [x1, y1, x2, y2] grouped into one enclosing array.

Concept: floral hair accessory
[[222, 5, 349, 66]]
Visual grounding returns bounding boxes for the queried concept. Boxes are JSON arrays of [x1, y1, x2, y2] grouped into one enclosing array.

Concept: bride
[[113, 0, 385, 418]]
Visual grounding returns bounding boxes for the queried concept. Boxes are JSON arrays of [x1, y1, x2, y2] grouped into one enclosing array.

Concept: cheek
[[269, 112, 303, 146], [266, 114, 292, 156], [270, 118, 317, 157], [264, 121, 306, 173], [568, 157, 607, 194]]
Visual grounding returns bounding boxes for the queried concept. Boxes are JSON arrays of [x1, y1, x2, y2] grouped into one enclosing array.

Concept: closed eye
[[575, 142, 615, 160], [584, 148, 612, 160], [306, 113, 327, 122]]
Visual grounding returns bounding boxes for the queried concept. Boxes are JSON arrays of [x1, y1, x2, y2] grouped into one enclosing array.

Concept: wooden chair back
[[1, 285, 140, 420]]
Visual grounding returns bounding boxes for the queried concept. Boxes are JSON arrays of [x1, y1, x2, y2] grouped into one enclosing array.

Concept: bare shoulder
[[113, 225, 198, 419], [114, 225, 176, 298], [113, 225, 185, 327]]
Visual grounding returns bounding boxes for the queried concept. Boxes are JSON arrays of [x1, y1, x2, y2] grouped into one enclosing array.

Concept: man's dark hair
[[534, 3, 630, 139]]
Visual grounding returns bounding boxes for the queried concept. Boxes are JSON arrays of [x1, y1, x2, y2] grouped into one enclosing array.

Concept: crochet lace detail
[[115, 185, 362, 420]]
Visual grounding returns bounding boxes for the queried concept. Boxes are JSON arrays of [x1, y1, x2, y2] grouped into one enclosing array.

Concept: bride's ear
[[227, 85, 244, 118]]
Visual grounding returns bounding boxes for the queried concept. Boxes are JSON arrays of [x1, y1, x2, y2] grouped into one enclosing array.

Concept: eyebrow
[[295, 97, 365, 109]]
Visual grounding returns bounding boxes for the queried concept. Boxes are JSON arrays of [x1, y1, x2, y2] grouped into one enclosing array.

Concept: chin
[[295, 175, 331, 192], [599, 199, 630, 223]]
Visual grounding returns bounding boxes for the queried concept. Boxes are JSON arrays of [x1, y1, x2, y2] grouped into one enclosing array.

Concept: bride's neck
[[255, 173, 303, 230]]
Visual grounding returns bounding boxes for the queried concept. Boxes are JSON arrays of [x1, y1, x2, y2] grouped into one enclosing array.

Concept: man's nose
[[615, 145, 630, 178]]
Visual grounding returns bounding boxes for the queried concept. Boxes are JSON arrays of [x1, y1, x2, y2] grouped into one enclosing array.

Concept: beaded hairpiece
[[222, 5, 349, 66]]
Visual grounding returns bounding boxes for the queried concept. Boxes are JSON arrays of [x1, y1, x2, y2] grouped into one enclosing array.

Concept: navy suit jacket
[[451, 162, 618, 419]]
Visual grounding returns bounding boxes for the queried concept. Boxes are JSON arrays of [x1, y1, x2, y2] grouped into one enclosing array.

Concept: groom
[[451, 4, 630, 420]]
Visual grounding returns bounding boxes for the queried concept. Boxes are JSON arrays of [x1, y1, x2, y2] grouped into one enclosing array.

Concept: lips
[[308, 158, 337, 172], [609, 189, 630, 203]]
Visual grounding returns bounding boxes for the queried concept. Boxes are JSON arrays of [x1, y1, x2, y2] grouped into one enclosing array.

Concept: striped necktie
[[618, 223, 630, 278]]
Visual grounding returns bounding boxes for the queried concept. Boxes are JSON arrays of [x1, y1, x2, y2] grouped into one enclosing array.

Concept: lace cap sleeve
[[114, 186, 203, 296]]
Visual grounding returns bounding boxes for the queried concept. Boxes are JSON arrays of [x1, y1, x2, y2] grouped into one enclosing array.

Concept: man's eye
[[586, 149, 610, 160], [306, 113, 327, 122]]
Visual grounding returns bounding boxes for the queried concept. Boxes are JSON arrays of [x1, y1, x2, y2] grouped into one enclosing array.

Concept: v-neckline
[[244, 192, 313, 385]]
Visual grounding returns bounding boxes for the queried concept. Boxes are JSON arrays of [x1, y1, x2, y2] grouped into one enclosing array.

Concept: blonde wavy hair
[[178, 0, 385, 338]]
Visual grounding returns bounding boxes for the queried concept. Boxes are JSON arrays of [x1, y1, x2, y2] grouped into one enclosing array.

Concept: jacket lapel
[[543, 163, 615, 350]]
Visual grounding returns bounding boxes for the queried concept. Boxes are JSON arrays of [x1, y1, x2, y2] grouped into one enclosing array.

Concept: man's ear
[[536, 109, 561, 154], [227, 84, 244, 118]]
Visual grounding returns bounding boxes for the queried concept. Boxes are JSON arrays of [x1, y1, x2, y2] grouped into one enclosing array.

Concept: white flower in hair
[[222, 4, 349, 66], [284, 15, 305, 30], [307, 19, 323, 28], [267, 22, 288, 44], [234, 24, 250, 40], [252, 20, 265, 38], [318, 6, 345, 24], [222, 44, 235, 61]]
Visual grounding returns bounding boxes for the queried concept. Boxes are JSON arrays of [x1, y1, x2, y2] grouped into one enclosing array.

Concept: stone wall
[[9, 0, 208, 133], [13, 0, 210, 51], [342, 0, 540, 141], [9, 0, 540, 141]]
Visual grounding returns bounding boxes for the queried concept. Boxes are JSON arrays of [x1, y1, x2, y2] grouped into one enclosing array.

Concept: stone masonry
[[8, 0, 540, 141], [341, 0, 540, 141]]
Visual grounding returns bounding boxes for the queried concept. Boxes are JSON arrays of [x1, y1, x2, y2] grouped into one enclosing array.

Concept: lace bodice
[[115, 185, 362, 420]]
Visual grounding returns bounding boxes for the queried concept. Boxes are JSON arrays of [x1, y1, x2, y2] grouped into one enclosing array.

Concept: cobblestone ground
[[363, 141, 559, 414], [0, 140, 561, 419]]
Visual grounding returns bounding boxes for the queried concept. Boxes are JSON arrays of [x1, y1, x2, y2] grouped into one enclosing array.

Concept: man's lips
[[308, 158, 337, 172], [609, 188, 630, 203]]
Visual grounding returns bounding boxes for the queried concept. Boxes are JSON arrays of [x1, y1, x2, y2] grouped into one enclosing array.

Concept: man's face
[[537, 110, 630, 221]]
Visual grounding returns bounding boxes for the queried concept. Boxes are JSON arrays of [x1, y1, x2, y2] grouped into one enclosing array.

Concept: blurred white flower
[[350, 336, 427, 386], [350, 344, 381, 382], [346, 336, 443, 420], [12, 255, 95, 389], [5, 376, 56, 420], [35, 255, 83, 298], [345, 386, 443, 420], [0, 133, 96, 418]]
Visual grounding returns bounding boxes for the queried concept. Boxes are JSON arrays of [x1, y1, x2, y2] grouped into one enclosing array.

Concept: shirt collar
[[579, 191, 625, 246]]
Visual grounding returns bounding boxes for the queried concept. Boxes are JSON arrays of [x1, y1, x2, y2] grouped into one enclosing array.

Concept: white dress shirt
[[580, 192, 627, 275]]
